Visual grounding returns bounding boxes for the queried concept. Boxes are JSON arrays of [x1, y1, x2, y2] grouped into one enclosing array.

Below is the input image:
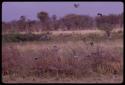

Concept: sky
[[2, 2, 123, 22]]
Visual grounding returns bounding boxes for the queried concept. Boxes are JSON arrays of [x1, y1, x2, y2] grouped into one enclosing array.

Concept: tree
[[18, 16, 27, 32], [78, 15, 94, 29], [37, 11, 50, 31], [118, 13, 123, 28], [61, 14, 94, 30], [2, 22, 8, 33], [96, 14, 114, 39], [10, 20, 19, 33], [62, 14, 78, 30], [51, 15, 60, 30]]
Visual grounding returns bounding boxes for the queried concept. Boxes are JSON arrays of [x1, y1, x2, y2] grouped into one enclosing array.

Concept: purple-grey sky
[[2, 2, 123, 22]]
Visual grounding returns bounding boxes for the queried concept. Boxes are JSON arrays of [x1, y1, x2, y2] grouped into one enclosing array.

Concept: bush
[[2, 33, 52, 42]]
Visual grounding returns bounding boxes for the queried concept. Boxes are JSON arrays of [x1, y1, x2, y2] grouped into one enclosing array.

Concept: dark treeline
[[2, 11, 123, 33]]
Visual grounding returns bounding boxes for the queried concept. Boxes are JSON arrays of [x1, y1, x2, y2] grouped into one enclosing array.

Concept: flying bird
[[74, 3, 79, 8], [97, 13, 102, 16]]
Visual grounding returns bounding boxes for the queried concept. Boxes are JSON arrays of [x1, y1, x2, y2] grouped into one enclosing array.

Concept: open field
[[2, 28, 123, 35], [2, 1, 123, 83], [2, 29, 123, 83], [2, 28, 123, 42]]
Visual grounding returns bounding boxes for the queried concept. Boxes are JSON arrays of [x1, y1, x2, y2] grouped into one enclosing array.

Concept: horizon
[[2, 2, 123, 22]]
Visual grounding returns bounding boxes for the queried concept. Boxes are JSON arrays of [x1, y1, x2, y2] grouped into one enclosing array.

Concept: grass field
[[2, 29, 123, 83]]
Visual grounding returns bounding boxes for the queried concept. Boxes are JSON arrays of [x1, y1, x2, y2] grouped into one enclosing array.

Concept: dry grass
[[2, 28, 123, 83], [2, 75, 123, 83], [2, 39, 123, 83], [3, 28, 123, 35]]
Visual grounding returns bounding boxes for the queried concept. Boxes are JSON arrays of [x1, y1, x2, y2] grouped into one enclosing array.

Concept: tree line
[[2, 11, 123, 33]]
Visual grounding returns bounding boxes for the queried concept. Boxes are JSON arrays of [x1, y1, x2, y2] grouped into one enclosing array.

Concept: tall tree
[[51, 15, 60, 30], [96, 14, 114, 39], [37, 11, 50, 31], [18, 16, 27, 32]]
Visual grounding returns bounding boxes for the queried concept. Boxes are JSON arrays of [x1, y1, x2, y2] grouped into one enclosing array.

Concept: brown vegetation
[[2, 11, 123, 83], [2, 37, 123, 83], [2, 12, 123, 33]]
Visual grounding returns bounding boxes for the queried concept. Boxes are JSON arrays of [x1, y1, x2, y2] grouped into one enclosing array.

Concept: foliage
[[2, 12, 123, 33]]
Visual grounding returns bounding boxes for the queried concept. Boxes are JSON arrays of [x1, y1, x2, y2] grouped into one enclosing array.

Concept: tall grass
[[2, 41, 123, 78]]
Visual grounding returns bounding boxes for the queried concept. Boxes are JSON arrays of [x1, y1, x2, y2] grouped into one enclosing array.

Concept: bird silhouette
[[97, 13, 102, 16], [74, 3, 79, 8]]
